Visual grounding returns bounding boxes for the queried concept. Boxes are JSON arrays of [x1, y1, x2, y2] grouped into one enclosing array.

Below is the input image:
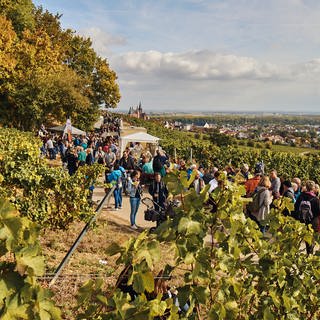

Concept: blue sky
[[33, 0, 320, 113]]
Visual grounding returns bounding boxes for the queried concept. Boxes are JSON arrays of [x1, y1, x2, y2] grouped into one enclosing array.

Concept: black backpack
[[153, 156, 163, 172], [298, 199, 313, 223], [255, 161, 265, 175]]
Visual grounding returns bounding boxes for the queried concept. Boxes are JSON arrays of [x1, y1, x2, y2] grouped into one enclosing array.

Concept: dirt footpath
[[92, 184, 156, 230]]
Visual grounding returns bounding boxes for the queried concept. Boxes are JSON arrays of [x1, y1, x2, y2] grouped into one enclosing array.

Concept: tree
[[0, 2, 120, 131], [210, 129, 236, 147], [65, 35, 121, 109], [0, 21, 65, 130], [0, 0, 35, 34], [0, 15, 17, 91]]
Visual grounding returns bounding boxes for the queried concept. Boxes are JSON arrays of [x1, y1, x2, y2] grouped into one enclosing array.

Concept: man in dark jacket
[[294, 180, 320, 254], [149, 172, 168, 212], [66, 147, 78, 175], [119, 151, 135, 171], [119, 151, 135, 195]]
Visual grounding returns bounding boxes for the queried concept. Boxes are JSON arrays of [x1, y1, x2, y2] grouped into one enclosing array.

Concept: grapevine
[[0, 128, 104, 229], [77, 171, 320, 319]]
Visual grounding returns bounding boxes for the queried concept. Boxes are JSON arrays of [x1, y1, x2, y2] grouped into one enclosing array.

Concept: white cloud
[[32, 0, 320, 113], [111, 50, 320, 112], [112, 50, 320, 83], [80, 27, 126, 56], [294, 59, 320, 79], [112, 50, 289, 81]]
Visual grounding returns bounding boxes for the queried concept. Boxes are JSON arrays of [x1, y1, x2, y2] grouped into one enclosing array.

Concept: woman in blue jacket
[[107, 164, 126, 210]]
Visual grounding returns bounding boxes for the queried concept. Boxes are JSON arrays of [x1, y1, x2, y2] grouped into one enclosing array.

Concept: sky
[[32, 0, 320, 113]]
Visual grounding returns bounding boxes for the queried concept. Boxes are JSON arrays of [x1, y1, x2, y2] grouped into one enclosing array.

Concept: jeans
[[130, 197, 140, 226], [114, 187, 122, 208], [48, 148, 56, 160]]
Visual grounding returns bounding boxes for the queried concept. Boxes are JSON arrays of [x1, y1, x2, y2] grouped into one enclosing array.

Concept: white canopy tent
[[49, 125, 86, 136], [119, 132, 160, 154]]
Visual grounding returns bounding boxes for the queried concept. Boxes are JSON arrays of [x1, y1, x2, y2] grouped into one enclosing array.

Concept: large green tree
[[0, 2, 120, 131]]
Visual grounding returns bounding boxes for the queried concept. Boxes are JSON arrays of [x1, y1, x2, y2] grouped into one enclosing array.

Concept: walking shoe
[[130, 224, 138, 230]]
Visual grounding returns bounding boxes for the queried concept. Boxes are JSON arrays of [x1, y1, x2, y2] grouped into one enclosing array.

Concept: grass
[[238, 143, 319, 155], [268, 144, 319, 154]]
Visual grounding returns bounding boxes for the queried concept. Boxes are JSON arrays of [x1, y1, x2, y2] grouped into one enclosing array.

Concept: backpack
[[255, 161, 265, 175], [298, 200, 313, 223], [97, 155, 104, 164], [247, 189, 264, 213], [153, 156, 163, 172]]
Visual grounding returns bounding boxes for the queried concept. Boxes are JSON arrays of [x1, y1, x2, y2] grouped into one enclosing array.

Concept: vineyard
[[124, 116, 320, 182], [1, 128, 320, 319], [0, 128, 104, 229], [2, 0, 320, 318]]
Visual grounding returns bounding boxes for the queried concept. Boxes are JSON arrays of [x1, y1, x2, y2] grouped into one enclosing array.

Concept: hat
[[283, 180, 292, 188]]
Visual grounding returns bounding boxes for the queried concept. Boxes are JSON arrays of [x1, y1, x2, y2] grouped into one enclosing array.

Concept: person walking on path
[[245, 168, 263, 197], [127, 170, 142, 229], [107, 164, 125, 210], [66, 147, 78, 176], [77, 146, 86, 167], [46, 136, 55, 160]]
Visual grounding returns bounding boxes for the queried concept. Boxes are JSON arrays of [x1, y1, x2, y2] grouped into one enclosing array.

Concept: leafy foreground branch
[[78, 171, 320, 319], [0, 199, 61, 319]]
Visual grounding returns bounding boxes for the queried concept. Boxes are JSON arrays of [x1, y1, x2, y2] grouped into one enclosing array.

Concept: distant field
[[193, 132, 319, 155], [239, 144, 319, 155]]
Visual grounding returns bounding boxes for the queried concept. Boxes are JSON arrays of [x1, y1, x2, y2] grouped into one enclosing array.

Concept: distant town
[[125, 103, 320, 149]]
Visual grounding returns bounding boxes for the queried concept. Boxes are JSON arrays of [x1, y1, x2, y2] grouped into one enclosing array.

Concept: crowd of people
[[103, 143, 320, 246], [37, 114, 171, 229], [173, 160, 320, 254], [38, 115, 121, 174], [38, 115, 320, 253]]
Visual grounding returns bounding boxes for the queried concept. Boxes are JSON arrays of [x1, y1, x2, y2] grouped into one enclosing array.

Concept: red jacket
[[245, 176, 261, 197]]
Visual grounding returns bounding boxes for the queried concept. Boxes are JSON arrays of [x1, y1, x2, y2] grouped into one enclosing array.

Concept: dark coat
[[294, 192, 320, 231], [283, 187, 295, 202], [119, 156, 135, 170], [149, 180, 168, 209]]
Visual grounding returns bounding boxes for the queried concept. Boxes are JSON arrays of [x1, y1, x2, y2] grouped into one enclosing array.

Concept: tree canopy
[[0, 2, 121, 130]]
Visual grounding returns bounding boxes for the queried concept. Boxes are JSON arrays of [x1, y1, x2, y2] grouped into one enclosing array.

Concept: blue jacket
[[107, 167, 125, 185]]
